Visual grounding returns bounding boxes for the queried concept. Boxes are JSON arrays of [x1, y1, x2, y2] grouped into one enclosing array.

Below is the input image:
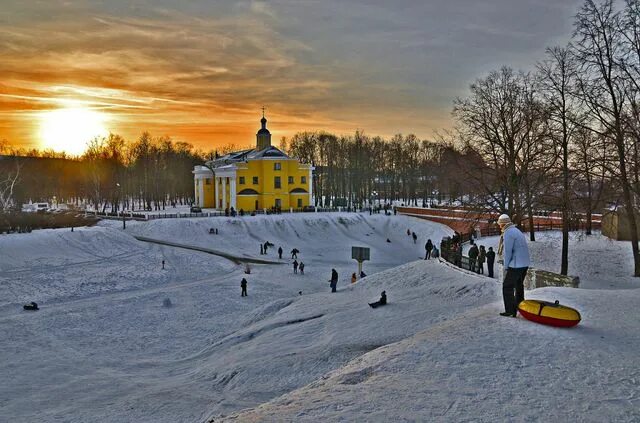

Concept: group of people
[[466, 243, 496, 277]]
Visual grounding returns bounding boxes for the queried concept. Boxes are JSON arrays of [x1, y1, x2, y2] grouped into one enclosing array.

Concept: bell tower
[[256, 107, 271, 150]]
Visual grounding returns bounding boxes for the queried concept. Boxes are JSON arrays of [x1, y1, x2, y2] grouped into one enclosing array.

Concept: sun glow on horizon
[[39, 107, 109, 156]]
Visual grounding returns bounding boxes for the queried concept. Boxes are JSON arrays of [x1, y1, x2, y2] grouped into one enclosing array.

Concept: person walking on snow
[[293, 260, 298, 274], [412, 232, 417, 244], [351, 273, 357, 283], [278, 247, 283, 259], [486, 246, 496, 278], [241, 278, 248, 297], [497, 214, 530, 317], [162, 259, 165, 270], [263, 242, 269, 254], [407, 229, 411, 236], [260, 244, 264, 255], [291, 248, 299, 259], [425, 239, 433, 259], [299, 262, 305, 274], [329, 268, 338, 293]]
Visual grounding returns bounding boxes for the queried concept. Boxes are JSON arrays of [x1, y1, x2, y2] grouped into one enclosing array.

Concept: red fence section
[[397, 206, 601, 235]]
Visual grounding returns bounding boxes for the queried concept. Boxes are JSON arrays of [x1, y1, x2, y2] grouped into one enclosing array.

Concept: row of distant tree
[[0, 134, 207, 213]]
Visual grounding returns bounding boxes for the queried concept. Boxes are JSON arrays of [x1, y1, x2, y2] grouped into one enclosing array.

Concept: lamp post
[[117, 183, 125, 230]]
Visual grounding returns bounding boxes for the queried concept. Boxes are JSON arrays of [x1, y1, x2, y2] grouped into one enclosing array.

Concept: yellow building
[[193, 114, 313, 212]]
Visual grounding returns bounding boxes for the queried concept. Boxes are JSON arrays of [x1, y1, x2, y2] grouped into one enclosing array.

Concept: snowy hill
[[1, 213, 638, 422]]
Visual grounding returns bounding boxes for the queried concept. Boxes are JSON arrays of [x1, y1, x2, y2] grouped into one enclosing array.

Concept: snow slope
[[2, 214, 638, 422], [0, 213, 455, 422], [222, 285, 640, 422]]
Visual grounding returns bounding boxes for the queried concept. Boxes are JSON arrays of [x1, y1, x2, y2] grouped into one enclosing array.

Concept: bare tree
[[537, 46, 581, 274], [0, 158, 21, 211], [574, 0, 640, 276]]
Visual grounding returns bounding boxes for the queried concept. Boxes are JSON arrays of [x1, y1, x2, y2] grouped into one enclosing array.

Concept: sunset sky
[[1, 0, 581, 154]]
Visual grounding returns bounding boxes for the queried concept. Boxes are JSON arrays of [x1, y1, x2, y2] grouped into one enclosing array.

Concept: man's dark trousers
[[503, 267, 528, 315]]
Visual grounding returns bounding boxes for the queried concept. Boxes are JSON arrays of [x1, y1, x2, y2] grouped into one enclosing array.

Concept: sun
[[39, 107, 109, 156]]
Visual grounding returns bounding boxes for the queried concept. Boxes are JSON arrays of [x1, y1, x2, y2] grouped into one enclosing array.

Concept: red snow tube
[[518, 300, 581, 328]]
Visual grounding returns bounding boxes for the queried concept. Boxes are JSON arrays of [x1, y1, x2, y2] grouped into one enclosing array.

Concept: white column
[[222, 177, 227, 210], [215, 177, 219, 209], [199, 178, 205, 207], [308, 168, 313, 205], [230, 177, 237, 210]]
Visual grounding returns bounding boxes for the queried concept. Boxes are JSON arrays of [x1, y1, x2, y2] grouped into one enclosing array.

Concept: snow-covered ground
[[1, 213, 638, 422]]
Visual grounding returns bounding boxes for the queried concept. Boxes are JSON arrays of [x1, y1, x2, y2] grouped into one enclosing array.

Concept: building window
[[288, 176, 294, 184], [301, 176, 307, 184], [274, 176, 281, 189], [205, 178, 211, 185], [239, 176, 245, 185], [274, 162, 281, 170], [297, 198, 302, 207], [253, 176, 259, 184]]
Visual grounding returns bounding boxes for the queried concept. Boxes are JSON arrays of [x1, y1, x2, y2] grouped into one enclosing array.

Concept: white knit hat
[[497, 214, 511, 224]]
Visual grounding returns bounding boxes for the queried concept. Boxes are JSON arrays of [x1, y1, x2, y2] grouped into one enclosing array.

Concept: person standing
[[477, 245, 486, 274], [278, 247, 283, 259], [293, 260, 299, 274], [407, 229, 411, 237], [351, 272, 357, 283], [162, 259, 165, 270], [425, 239, 433, 260], [330, 268, 338, 293], [486, 247, 496, 278], [260, 244, 264, 255], [299, 262, 305, 274], [263, 242, 269, 254], [497, 214, 530, 317], [241, 278, 248, 297], [468, 244, 479, 272], [412, 232, 417, 244]]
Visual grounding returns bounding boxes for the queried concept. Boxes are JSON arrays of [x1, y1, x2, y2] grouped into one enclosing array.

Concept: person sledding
[[369, 291, 387, 308], [23, 301, 39, 311]]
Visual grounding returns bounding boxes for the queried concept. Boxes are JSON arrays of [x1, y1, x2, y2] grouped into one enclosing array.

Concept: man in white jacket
[[497, 214, 530, 317]]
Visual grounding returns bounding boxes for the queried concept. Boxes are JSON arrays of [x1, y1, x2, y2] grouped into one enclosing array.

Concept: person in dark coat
[[407, 229, 411, 236], [486, 247, 496, 278], [369, 291, 387, 308], [241, 278, 248, 297], [263, 242, 269, 254], [360, 271, 366, 278], [260, 244, 264, 255], [293, 260, 298, 274], [299, 262, 305, 274], [412, 232, 417, 244], [291, 248, 298, 259], [278, 247, 283, 259], [455, 243, 463, 267], [425, 239, 433, 260], [468, 244, 479, 272], [330, 268, 338, 292], [477, 245, 486, 274]]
